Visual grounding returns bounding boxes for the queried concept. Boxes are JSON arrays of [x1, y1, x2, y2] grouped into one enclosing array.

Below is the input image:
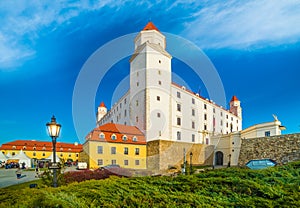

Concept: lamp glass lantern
[[46, 116, 61, 138]]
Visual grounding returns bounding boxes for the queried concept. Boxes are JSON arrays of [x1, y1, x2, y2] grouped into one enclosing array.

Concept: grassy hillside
[[1, 162, 299, 207]]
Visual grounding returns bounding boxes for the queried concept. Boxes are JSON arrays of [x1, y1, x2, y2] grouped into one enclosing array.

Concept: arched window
[[99, 133, 105, 139], [122, 135, 127, 141], [12, 146, 16, 150], [23, 146, 26, 150], [111, 134, 116, 140]]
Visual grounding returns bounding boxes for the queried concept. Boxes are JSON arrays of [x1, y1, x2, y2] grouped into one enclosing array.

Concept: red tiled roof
[[86, 123, 146, 145], [143, 21, 159, 32], [230, 95, 239, 102], [99, 102, 106, 107], [0, 140, 82, 152]]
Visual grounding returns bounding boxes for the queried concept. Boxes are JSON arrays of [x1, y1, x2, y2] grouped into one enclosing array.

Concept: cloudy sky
[[0, 0, 299, 144]]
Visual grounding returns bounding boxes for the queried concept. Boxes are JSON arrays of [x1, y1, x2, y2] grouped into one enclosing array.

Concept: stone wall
[[238, 133, 300, 166], [147, 140, 214, 171]]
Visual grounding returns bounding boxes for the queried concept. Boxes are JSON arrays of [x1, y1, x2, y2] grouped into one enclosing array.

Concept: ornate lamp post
[[46, 116, 61, 187], [190, 152, 193, 174]]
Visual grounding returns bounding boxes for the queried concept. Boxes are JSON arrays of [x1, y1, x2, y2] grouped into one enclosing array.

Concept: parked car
[[77, 162, 88, 170]]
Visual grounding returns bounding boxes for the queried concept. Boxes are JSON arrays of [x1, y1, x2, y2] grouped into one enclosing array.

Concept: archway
[[215, 151, 224, 166]]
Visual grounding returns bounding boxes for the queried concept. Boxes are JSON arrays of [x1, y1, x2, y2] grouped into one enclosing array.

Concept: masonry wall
[[238, 133, 300, 166], [147, 140, 214, 171]]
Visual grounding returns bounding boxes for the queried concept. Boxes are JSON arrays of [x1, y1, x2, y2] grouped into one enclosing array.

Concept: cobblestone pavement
[[0, 166, 77, 188]]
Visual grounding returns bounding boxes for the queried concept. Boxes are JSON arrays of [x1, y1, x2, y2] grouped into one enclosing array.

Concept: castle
[[97, 22, 242, 144], [83, 22, 284, 171]]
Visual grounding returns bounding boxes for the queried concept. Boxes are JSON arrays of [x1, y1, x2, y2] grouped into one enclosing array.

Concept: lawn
[[1, 161, 299, 207]]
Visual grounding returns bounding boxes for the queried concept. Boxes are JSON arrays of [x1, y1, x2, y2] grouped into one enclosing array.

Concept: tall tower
[[97, 102, 107, 123], [129, 22, 172, 141], [229, 96, 242, 118]]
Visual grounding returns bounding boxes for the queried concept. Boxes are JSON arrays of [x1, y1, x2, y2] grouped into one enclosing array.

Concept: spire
[[143, 21, 159, 32], [230, 95, 239, 102], [99, 102, 106, 108]]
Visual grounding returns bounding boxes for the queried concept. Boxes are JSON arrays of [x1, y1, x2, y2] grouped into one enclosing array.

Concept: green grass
[[1, 161, 299, 207]]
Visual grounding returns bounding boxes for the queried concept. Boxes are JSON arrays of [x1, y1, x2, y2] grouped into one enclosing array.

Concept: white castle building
[[96, 22, 242, 145]]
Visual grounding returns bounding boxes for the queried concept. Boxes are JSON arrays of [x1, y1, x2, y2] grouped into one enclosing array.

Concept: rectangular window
[[135, 160, 140, 166], [111, 160, 117, 165], [192, 98, 195, 104], [204, 124, 207, 130], [111, 147, 116, 154], [265, 131, 271, 137], [177, 131, 181, 140], [177, 103, 181, 112], [177, 92, 181, 98], [192, 134, 195, 142], [135, 148, 140, 155], [221, 120, 223, 126], [97, 146, 103, 154], [124, 147, 128, 155], [204, 114, 207, 120], [124, 98, 127, 104], [157, 113, 161, 118], [98, 159, 103, 166], [192, 109, 195, 116], [192, 121, 195, 129], [124, 160, 128, 166], [124, 109, 127, 117], [136, 100, 138, 106], [226, 115, 228, 119], [158, 81, 162, 85], [136, 116, 138, 122], [157, 96, 160, 101], [204, 104, 207, 109], [177, 117, 181, 126], [206, 138, 209, 144], [213, 108, 215, 113], [221, 112, 223, 116]]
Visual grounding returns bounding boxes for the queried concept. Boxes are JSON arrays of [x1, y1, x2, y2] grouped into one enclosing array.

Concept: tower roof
[[230, 95, 239, 102], [143, 21, 159, 32], [99, 102, 106, 108]]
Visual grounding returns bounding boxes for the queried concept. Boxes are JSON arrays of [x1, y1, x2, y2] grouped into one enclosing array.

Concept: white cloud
[[0, 0, 128, 70], [182, 0, 300, 49]]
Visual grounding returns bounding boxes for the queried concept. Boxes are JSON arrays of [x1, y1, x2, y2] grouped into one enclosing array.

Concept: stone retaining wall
[[147, 140, 214, 171], [238, 133, 300, 166]]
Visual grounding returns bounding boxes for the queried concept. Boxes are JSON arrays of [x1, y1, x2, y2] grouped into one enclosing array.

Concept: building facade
[[0, 140, 82, 164], [82, 123, 147, 169], [97, 22, 242, 146]]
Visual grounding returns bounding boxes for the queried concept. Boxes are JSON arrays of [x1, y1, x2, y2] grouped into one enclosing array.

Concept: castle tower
[[229, 96, 242, 118], [97, 102, 107, 123], [129, 22, 172, 141]]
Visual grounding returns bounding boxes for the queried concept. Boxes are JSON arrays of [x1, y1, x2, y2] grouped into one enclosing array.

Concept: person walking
[[16, 168, 22, 179], [35, 166, 39, 178]]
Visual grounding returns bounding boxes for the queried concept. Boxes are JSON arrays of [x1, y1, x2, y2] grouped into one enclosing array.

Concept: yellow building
[[82, 123, 147, 169], [0, 140, 82, 165]]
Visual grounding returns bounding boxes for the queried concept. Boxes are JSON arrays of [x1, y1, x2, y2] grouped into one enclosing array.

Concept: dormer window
[[12, 146, 16, 150], [99, 133, 105, 139], [33, 147, 36, 151], [132, 136, 138, 142], [60, 147, 63, 151], [122, 135, 127, 141], [23, 146, 26, 150], [111, 134, 116, 140], [42, 146, 46, 151]]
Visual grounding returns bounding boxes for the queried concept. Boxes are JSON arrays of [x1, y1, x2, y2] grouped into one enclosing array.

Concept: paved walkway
[[0, 169, 39, 188], [0, 166, 77, 188]]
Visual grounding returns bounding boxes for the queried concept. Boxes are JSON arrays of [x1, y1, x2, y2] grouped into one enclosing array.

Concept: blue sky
[[0, 0, 299, 144]]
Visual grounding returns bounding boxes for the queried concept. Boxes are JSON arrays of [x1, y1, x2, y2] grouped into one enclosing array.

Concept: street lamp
[[190, 152, 193, 174], [46, 115, 61, 187], [228, 154, 231, 168]]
